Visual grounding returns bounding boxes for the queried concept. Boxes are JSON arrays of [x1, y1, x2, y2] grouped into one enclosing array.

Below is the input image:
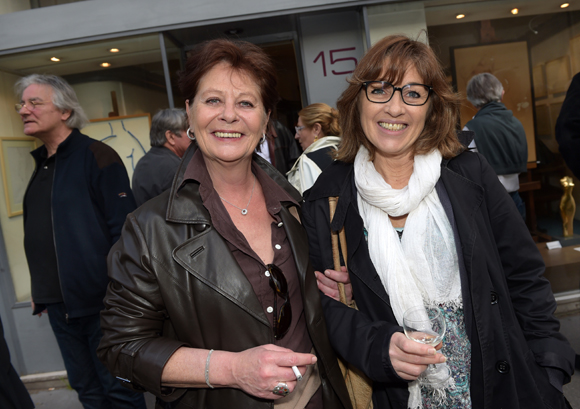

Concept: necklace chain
[[219, 174, 256, 215]]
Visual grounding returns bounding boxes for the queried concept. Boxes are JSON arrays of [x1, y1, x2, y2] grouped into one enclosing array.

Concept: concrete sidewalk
[[25, 312, 580, 409]]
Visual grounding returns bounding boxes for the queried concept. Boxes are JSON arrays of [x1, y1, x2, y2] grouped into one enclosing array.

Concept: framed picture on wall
[[451, 41, 536, 163], [81, 114, 151, 183], [0, 137, 38, 217]]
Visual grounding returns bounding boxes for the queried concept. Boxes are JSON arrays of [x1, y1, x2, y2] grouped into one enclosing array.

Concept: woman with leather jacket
[[97, 39, 350, 409]]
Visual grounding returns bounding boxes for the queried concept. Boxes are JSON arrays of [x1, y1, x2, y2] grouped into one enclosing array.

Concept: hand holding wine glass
[[403, 305, 451, 386]]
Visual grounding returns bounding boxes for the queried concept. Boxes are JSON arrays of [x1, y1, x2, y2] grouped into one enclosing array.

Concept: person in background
[[465, 72, 528, 219], [97, 38, 351, 409], [17, 74, 145, 409], [0, 316, 34, 409], [555, 71, 580, 372], [256, 119, 301, 175], [556, 71, 580, 180], [302, 35, 575, 408], [132, 108, 191, 206], [287, 103, 341, 194]]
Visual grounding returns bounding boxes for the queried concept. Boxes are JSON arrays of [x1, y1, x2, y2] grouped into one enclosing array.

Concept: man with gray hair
[[465, 72, 528, 218], [131, 108, 190, 206], [17, 74, 145, 409]]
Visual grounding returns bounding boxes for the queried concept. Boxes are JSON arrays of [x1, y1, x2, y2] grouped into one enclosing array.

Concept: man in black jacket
[[17, 74, 145, 409]]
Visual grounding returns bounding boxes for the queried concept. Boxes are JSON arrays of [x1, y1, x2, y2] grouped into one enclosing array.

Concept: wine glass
[[403, 305, 451, 386]]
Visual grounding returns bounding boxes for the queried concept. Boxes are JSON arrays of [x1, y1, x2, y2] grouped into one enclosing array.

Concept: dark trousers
[[509, 191, 526, 220], [46, 303, 146, 409]]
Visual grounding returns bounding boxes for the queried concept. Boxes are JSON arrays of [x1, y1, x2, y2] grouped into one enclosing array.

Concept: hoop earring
[[186, 128, 196, 141], [261, 133, 267, 144]]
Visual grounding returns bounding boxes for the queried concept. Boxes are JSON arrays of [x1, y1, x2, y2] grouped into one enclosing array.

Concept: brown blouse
[[181, 150, 313, 355]]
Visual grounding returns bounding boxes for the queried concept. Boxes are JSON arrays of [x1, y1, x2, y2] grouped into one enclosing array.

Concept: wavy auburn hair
[[179, 39, 279, 120], [336, 35, 463, 162]]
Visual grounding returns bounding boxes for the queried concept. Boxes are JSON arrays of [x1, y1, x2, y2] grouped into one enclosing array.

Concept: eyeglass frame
[[266, 263, 292, 340], [294, 125, 305, 134], [361, 81, 433, 106], [15, 100, 47, 113]]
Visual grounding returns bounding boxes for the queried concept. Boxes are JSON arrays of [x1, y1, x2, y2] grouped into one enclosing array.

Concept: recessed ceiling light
[[100, 62, 111, 68], [511, 8, 519, 15], [109, 48, 120, 53], [561, 3, 570, 8], [50, 57, 60, 62], [456, 14, 465, 19], [224, 28, 243, 35]]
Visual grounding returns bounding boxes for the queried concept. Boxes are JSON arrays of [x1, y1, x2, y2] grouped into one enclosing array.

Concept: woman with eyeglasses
[[287, 103, 341, 195], [301, 35, 574, 408], [97, 39, 351, 409]]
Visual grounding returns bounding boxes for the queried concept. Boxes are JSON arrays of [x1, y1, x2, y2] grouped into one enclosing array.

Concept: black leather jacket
[[97, 146, 351, 409]]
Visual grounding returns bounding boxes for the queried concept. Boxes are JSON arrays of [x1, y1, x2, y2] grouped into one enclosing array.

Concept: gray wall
[[0, 0, 395, 54]]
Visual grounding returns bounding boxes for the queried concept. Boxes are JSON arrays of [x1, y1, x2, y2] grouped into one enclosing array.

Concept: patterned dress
[[392, 227, 472, 408], [420, 304, 472, 408]]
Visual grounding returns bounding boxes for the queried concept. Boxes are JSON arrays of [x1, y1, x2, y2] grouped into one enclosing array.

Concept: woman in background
[[287, 103, 341, 194]]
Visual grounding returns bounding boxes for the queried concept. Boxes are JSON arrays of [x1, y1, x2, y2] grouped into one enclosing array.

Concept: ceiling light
[[561, 3, 570, 8], [224, 28, 243, 35], [511, 8, 519, 15], [100, 62, 111, 68], [456, 14, 465, 19], [50, 57, 60, 62], [109, 48, 120, 53]]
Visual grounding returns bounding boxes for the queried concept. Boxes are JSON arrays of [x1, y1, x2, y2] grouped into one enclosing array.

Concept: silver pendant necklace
[[219, 174, 256, 215]]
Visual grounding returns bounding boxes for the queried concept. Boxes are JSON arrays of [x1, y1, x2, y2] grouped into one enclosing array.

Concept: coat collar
[[305, 148, 486, 310], [440, 152, 485, 278], [166, 144, 302, 224], [171, 227, 270, 326], [30, 128, 81, 163], [165, 144, 308, 328]]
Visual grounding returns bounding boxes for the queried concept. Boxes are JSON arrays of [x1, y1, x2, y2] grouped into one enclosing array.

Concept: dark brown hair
[[336, 35, 463, 162], [179, 39, 279, 117]]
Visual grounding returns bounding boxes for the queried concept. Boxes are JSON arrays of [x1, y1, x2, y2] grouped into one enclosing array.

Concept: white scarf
[[354, 146, 461, 408]]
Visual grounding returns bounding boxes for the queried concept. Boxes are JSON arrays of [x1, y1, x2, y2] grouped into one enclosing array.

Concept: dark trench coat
[[302, 149, 575, 409]]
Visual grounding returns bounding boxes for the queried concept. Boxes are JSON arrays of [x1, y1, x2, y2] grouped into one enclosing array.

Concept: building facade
[[0, 0, 578, 376]]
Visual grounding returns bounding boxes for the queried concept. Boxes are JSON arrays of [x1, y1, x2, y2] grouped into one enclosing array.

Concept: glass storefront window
[[0, 32, 171, 301], [427, 7, 580, 241]]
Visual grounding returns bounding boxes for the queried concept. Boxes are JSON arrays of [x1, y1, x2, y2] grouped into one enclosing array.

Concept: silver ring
[[291, 365, 303, 382], [272, 382, 290, 397]]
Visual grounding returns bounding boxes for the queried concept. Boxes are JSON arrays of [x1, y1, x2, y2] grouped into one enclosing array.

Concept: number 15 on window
[[313, 48, 358, 77]]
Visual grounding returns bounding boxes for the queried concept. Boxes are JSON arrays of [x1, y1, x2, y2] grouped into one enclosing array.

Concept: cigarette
[[291, 365, 303, 381]]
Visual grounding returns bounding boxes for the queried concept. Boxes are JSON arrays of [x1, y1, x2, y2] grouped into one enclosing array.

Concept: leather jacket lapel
[[165, 149, 303, 330], [172, 230, 270, 327]]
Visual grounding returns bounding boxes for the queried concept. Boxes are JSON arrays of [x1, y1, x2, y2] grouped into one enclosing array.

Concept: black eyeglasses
[[267, 264, 292, 340], [361, 81, 433, 106]]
